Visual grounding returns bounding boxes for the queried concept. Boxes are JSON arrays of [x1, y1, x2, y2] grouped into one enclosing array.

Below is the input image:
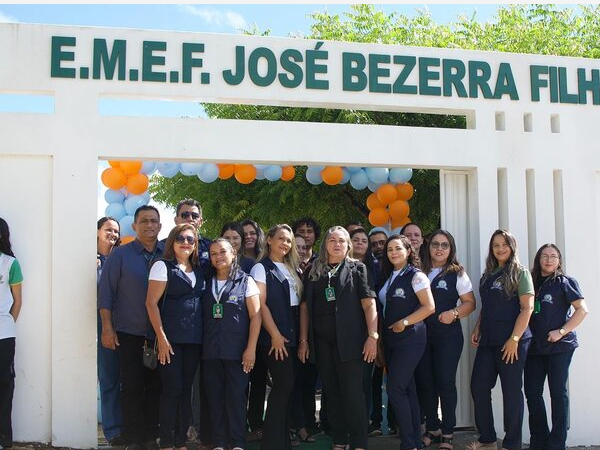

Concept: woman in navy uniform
[[299, 226, 379, 450], [250, 224, 303, 450], [203, 238, 261, 450], [146, 223, 206, 450], [525, 244, 588, 450], [417, 230, 476, 450], [468, 229, 534, 450], [378, 234, 435, 450]]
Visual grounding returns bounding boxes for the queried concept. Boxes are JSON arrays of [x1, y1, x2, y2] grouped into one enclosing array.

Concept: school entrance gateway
[[1, 23, 599, 449]]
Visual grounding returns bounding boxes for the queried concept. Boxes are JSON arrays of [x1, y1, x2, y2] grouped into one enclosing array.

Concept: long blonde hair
[[309, 226, 355, 281], [260, 224, 303, 297]]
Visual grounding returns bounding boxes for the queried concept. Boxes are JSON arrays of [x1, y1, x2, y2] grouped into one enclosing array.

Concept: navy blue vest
[[529, 275, 580, 355], [426, 271, 462, 338], [150, 260, 205, 344], [479, 268, 531, 347], [381, 265, 426, 347], [202, 270, 251, 360], [257, 258, 298, 347]]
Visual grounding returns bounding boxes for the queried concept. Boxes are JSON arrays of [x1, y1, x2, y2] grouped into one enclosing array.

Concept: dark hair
[[134, 205, 160, 222], [220, 222, 246, 261], [292, 217, 321, 240], [421, 229, 464, 276], [379, 234, 421, 283], [176, 198, 202, 217], [483, 229, 522, 295], [162, 223, 199, 266], [531, 243, 564, 291], [208, 238, 240, 281], [349, 227, 376, 271], [97, 216, 121, 248], [0, 217, 14, 257], [345, 220, 364, 230], [241, 219, 265, 260]]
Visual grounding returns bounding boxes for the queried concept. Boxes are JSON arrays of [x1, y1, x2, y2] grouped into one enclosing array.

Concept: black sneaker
[[368, 424, 382, 437], [387, 426, 398, 436]]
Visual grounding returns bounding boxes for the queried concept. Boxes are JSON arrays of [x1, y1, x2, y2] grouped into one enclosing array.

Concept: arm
[[471, 313, 482, 347], [243, 293, 262, 373], [99, 308, 119, 349], [439, 291, 477, 324], [256, 281, 289, 360], [298, 300, 309, 363], [98, 251, 120, 349], [548, 298, 589, 342], [145, 279, 173, 365], [502, 292, 534, 364], [361, 296, 378, 363], [389, 287, 435, 333], [9, 283, 22, 322]]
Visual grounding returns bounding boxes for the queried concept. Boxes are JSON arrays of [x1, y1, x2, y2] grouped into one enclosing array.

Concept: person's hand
[[389, 320, 406, 333], [157, 336, 174, 365], [438, 310, 455, 325], [297, 340, 310, 363], [242, 347, 256, 373], [547, 329, 564, 342], [470, 329, 480, 347], [269, 333, 289, 361], [362, 337, 377, 363], [101, 327, 119, 350], [501, 338, 519, 364]]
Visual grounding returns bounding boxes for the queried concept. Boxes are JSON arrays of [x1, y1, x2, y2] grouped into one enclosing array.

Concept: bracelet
[[299, 339, 308, 343], [452, 308, 459, 322]]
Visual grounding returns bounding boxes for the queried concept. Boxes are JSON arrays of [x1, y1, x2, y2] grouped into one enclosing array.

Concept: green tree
[[151, 4, 600, 239]]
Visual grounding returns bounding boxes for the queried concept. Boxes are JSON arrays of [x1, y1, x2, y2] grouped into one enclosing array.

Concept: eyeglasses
[[540, 255, 559, 261], [431, 241, 450, 250], [180, 211, 200, 220], [175, 235, 196, 245]]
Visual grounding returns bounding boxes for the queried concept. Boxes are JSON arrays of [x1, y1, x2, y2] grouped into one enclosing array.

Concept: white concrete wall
[[1, 23, 599, 447]]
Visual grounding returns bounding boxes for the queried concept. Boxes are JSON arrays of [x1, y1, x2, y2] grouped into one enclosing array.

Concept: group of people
[[92, 200, 590, 450]]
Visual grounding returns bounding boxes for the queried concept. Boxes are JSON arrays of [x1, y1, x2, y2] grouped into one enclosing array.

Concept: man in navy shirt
[[99, 205, 163, 450]]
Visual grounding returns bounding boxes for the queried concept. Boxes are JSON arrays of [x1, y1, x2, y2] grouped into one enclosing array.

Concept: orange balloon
[[120, 236, 135, 245], [321, 166, 344, 185], [108, 160, 121, 168], [120, 161, 143, 175], [126, 173, 149, 195], [218, 164, 235, 180], [281, 166, 296, 181], [369, 207, 390, 227], [101, 167, 127, 190], [396, 183, 414, 201], [366, 193, 384, 211], [376, 183, 398, 205], [234, 164, 257, 184], [389, 200, 410, 221]]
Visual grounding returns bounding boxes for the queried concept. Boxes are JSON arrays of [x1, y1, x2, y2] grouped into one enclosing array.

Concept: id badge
[[212, 303, 223, 319], [324, 286, 336, 302], [533, 299, 541, 314]]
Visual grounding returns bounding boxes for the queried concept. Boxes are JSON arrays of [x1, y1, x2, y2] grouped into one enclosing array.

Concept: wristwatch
[[559, 328, 566, 336], [512, 334, 520, 342], [368, 331, 380, 340], [403, 319, 409, 327], [452, 308, 459, 321]]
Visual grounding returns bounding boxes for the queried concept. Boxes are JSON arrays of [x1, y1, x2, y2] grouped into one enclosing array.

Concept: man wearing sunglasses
[[174, 199, 211, 270]]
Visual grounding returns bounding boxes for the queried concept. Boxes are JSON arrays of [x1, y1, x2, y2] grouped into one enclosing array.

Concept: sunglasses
[[180, 211, 200, 220], [175, 235, 196, 245], [431, 241, 450, 250]]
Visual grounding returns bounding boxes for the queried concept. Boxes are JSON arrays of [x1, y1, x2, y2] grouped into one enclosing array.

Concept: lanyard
[[213, 278, 228, 304], [327, 262, 343, 288]]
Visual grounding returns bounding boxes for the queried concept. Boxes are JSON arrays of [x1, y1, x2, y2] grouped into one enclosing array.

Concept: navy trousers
[[204, 358, 250, 449], [470, 339, 530, 450], [386, 343, 425, 450], [524, 350, 574, 450], [0, 338, 15, 447], [415, 332, 463, 434]]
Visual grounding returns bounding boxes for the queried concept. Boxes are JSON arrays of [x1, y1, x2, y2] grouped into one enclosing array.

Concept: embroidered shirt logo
[[436, 280, 448, 290], [542, 294, 553, 304], [394, 288, 406, 298], [492, 280, 503, 290]]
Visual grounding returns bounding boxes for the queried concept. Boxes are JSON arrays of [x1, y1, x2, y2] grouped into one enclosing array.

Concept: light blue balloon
[[255, 168, 266, 180], [306, 166, 323, 185], [105, 202, 127, 221], [198, 163, 219, 183], [140, 191, 151, 203], [338, 168, 350, 185], [391, 227, 403, 235], [346, 166, 362, 174], [265, 165, 283, 181], [141, 162, 157, 175], [389, 168, 413, 184], [124, 195, 147, 216], [254, 164, 269, 170], [309, 165, 324, 172], [157, 162, 180, 178], [104, 189, 125, 204], [368, 181, 381, 193], [349, 169, 369, 190], [119, 215, 135, 237], [366, 167, 390, 184], [180, 163, 204, 176]]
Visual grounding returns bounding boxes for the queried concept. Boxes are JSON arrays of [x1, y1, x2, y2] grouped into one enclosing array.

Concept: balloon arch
[[101, 161, 414, 242]]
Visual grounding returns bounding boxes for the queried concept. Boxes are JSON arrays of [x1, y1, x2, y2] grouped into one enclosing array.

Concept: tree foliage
[[151, 4, 600, 239]]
